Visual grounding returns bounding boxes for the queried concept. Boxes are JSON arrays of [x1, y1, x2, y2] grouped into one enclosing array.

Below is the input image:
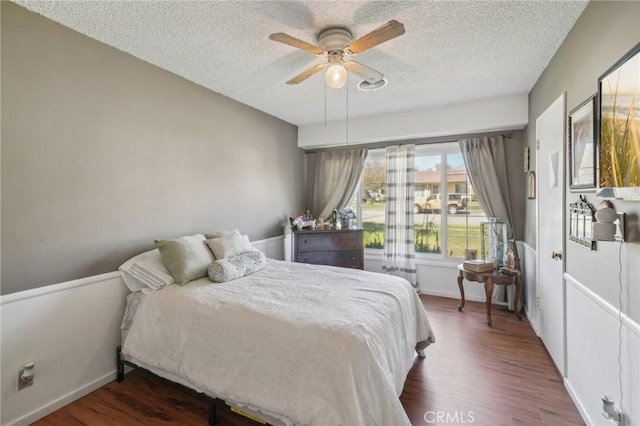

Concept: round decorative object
[[595, 207, 617, 223]]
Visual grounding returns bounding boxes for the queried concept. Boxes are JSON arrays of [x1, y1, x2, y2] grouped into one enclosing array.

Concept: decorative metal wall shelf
[[569, 195, 596, 250]]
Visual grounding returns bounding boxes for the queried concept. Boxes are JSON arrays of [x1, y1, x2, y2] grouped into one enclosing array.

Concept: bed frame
[[116, 346, 271, 425]]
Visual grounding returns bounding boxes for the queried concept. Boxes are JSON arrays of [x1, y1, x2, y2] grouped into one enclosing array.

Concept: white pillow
[[118, 249, 176, 293], [205, 234, 254, 259], [208, 251, 267, 283], [204, 229, 241, 240]]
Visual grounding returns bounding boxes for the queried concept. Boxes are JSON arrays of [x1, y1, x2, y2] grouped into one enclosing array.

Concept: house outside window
[[356, 143, 487, 259]]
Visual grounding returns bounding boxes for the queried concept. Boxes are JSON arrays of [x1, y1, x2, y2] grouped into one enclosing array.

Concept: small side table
[[457, 264, 523, 326]]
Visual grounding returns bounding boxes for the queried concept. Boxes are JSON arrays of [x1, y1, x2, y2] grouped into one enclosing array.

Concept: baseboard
[[564, 377, 593, 426], [8, 371, 116, 426], [523, 304, 541, 337]]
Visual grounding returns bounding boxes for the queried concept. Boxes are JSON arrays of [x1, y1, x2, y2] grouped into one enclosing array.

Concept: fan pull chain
[[324, 82, 327, 130], [346, 82, 349, 145]]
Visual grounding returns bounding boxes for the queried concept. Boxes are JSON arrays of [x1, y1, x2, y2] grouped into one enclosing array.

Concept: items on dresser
[[293, 229, 363, 270], [289, 211, 316, 230]]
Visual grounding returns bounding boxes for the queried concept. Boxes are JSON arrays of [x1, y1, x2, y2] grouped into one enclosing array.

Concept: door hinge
[[536, 296, 541, 308], [536, 140, 540, 150]]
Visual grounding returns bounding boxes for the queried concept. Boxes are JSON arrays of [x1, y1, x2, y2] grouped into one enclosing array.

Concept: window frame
[[358, 142, 483, 262]]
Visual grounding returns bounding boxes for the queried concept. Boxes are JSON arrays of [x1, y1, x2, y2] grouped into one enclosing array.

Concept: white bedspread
[[123, 260, 435, 426]]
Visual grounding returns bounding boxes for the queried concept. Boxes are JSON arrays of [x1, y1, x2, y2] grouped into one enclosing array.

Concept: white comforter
[[123, 260, 435, 426]]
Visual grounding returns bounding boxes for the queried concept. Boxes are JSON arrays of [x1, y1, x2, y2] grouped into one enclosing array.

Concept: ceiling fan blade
[[286, 63, 326, 85], [344, 61, 384, 84], [269, 33, 324, 55], [345, 20, 405, 55]]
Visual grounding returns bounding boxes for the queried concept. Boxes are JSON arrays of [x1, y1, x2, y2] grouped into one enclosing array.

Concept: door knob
[[551, 251, 562, 260]]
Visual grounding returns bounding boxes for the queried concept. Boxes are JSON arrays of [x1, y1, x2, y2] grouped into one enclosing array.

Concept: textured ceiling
[[14, 1, 588, 126]]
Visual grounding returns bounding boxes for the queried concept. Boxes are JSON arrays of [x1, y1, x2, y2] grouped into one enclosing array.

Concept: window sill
[[364, 249, 462, 268]]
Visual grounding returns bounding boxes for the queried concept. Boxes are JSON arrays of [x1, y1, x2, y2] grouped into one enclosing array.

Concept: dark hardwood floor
[[36, 295, 584, 426]]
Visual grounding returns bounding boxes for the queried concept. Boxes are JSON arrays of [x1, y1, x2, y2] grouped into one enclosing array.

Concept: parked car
[[415, 193, 468, 214], [362, 189, 385, 203]]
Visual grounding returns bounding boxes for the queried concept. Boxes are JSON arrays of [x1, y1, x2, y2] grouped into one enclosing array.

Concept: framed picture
[[568, 94, 596, 191], [528, 171, 536, 199], [464, 249, 477, 261], [598, 42, 640, 191], [523, 147, 530, 172]]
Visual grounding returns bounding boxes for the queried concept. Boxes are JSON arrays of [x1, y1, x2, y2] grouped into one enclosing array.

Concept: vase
[[340, 219, 351, 230]]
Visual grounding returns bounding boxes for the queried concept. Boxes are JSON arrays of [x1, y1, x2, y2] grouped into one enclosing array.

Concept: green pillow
[[155, 234, 214, 284]]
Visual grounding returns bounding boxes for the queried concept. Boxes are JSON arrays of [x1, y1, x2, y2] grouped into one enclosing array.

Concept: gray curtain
[[310, 149, 368, 220], [459, 136, 521, 310], [382, 145, 418, 292]]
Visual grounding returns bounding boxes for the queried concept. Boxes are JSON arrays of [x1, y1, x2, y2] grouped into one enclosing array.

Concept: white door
[[536, 93, 566, 376]]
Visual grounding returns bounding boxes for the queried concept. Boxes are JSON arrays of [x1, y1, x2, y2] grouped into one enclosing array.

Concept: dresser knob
[[351, 238, 355, 242], [351, 256, 356, 260], [304, 239, 308, 244]]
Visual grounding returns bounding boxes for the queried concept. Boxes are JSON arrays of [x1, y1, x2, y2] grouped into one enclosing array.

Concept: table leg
[[514, 275, 523, 321], [484, 278, 494, 326], [457, 271, 465, 311]]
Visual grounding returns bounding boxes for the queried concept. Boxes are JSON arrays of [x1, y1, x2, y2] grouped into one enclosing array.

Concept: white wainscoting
[[251, 235, 285, 262], [0, 272, 129, 426], [364, 252, 487, 301], [564, 273, 639, 426], [521, 242, 540, 336], [0, 236, 285, 426], [364, 242, 525, 304]]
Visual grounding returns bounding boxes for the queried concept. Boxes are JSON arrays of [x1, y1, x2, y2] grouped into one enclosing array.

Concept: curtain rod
[[304, 130, 516, 154]]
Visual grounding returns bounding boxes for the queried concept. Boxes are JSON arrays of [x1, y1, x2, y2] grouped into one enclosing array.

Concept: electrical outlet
[[18, 368, 34, 390], [601, 395, 623, 425]]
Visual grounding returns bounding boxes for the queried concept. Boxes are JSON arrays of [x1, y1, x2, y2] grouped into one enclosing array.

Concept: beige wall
[[526, 1, 640, 322], [1, 2, 306, 295]]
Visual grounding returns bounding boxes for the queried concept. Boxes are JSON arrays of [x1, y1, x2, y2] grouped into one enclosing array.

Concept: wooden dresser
[[293, 229, 364, 270]]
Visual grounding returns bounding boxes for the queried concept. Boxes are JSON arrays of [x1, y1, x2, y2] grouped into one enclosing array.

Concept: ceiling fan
[[269, 20, 405, 89]]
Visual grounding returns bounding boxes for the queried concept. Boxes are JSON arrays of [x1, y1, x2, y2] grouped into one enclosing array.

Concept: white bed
[[121, 259, 435, 425]]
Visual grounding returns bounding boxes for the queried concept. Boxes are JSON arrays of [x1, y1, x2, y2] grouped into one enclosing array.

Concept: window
[[415, 153, 441, 254], [356, 143, 487, 258], [442, 151, 486, 258], [358, 150, 386, 249]]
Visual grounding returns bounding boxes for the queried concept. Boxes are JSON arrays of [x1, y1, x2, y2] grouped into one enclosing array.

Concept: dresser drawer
[[295, 231, 362, 252], [296, 250, 363, 269]]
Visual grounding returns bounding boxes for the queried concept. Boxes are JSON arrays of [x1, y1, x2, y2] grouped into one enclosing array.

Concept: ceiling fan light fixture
[[270, 20, 405, 88], [326, 64, 348, 89], [325, 52, 347, 89]]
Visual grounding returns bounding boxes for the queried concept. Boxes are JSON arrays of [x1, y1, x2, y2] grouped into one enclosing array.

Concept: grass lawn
[[363, 222, 483, 258], [362, 202, 385, 211]]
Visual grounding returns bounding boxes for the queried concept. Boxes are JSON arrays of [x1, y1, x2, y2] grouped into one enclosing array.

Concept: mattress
[[122, 259, 435, 425]]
